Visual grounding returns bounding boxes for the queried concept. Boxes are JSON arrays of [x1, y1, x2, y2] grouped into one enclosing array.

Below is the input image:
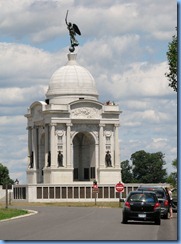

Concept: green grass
[[44, 201, 122, 208], [0, 208, 28, 221], [1, 201, 123, 208]]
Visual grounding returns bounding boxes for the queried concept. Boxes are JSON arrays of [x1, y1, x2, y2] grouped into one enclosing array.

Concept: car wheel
[[163, 212, 168, 219], [122, 217, 128, 224], [155, 218, 161, 225]]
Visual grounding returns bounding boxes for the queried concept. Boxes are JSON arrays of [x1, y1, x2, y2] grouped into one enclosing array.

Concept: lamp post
[[3, 178, 12, 209], [5, 183, 8, 209]]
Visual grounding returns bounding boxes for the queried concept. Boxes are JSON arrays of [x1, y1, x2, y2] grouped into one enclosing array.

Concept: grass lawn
[[43, 201, 123, 208], [0, 208, 28, 221], [2, 201, 122, 208]]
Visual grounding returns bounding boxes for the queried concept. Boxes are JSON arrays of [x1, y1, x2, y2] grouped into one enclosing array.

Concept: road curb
[[0, 209, 38, 222]]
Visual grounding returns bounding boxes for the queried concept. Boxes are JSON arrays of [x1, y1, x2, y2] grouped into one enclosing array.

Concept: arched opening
[[73, 132, 95, 181]]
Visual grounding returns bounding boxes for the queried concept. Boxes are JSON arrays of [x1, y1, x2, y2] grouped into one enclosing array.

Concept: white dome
[[46, 53, 98, 104]]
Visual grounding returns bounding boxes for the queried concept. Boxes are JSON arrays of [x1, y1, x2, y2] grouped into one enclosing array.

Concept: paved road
[[0, 206, 177, 240]]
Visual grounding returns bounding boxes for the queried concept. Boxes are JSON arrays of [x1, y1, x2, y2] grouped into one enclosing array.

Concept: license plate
[[138, 214, 146, 218]]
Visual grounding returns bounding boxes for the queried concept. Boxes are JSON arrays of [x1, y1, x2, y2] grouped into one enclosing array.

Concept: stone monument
[[25, 13, 122, 187]]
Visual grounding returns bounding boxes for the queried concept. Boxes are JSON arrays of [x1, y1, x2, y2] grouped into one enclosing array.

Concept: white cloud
[[0, 0, 176, 43], [109, 61, 174, 99], [0, 86, 47, 105], [152, 138, 168, 143], [0, 115, 24, 126], [0, 43, 59, 87], [121, 109, 171, 128], [141, 110, 169, 123], [0, 0, 72, 42], [81, 34, 140, 64]]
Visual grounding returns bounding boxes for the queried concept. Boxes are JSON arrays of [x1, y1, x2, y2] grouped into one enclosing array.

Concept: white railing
[[12, 183, 169, 202]]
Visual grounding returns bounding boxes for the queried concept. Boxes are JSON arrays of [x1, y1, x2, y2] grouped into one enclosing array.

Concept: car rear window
[[154, 190, 164, 198], [137, 188, 165, 198], [128, 193, 155, 203]]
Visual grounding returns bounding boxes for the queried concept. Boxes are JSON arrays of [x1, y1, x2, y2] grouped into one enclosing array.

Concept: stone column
[[99, 124, 105, 168], [66, 123, 72, 168], [27, 126, 32, 167], [50, 123, 56, 168], [32, 126, 37, 169], [45, 124, 49, 167], [36, 127, 40, 169], [114, 124, 120, 168]]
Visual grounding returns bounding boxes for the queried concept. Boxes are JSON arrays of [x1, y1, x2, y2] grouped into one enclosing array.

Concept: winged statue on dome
[[65, 10, 81, 52]]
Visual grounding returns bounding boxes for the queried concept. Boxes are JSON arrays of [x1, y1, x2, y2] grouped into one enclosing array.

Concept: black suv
[[137, 186, 169, 219]]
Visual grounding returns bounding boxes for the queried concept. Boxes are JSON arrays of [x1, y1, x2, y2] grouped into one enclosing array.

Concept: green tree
[[172, 158, 177, 169], [165, 28, 177, 92], [166, 158, 177, 187], [121, 160, 133, 183], [0, 163, 14, 185], [130, 150, 167, 183]]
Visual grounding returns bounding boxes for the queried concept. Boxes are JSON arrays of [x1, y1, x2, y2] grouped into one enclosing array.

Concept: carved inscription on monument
[[71, 107, 100, 119]]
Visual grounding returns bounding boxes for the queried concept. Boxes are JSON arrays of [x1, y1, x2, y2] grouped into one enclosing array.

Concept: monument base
[[98, 168, 121, 184]]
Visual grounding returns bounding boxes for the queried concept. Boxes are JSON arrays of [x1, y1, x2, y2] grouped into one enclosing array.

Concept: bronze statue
[[65, 10, 81, 52], [28, 151, 33, 168], [58, 151, 63, 167], [15, 179, 19, 185], [105, 151, 112, 167], [47, 151, 51, 167]]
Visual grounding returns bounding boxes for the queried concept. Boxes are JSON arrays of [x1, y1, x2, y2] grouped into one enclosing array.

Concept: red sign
[[92, 184, 98, 189], [92, 184, 99, 193], [116, 182, 124, 192]]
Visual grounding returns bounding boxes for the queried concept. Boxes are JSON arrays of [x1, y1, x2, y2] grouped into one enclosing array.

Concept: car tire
[[155, 218, 161, 225], [122, 217, 128, 224], [163, 212, 168, 219]]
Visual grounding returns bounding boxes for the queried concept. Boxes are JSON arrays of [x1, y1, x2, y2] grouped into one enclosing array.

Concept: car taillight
[[154, 202, 160, 210], [164, 200, 169, 206], [125, 201, 130, 208]]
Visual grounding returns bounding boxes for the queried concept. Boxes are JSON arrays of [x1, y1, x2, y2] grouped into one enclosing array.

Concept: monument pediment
[[70, 101, 102, 119]]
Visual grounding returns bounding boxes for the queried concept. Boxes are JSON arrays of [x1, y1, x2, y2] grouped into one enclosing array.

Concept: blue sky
[[0, 0, 177, 183]]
